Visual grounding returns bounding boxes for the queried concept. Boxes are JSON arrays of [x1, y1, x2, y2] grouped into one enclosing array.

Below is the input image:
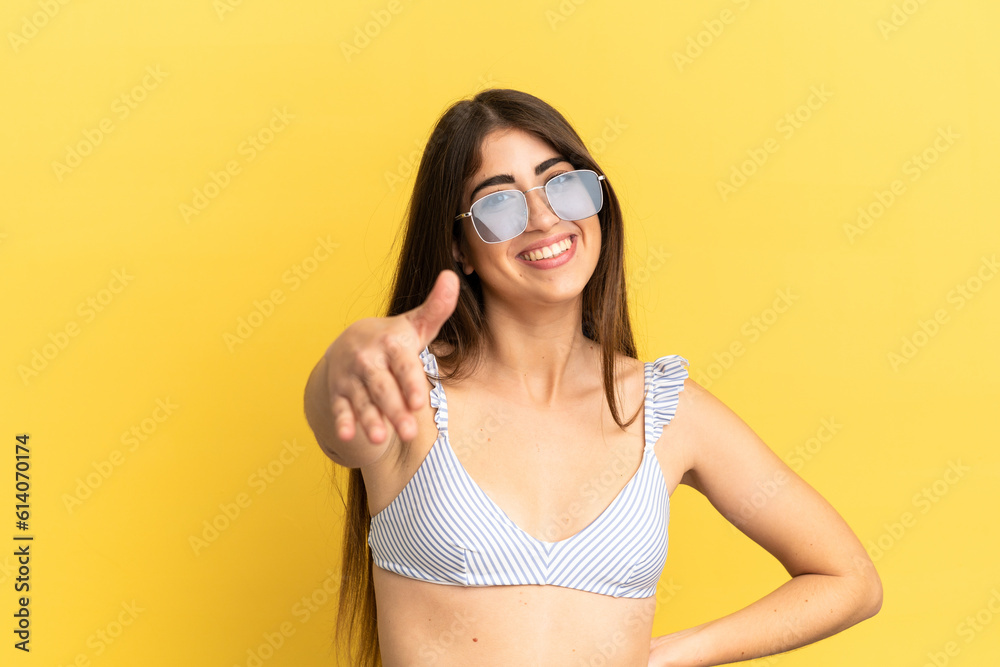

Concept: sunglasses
[[454, 169, 607, 244]]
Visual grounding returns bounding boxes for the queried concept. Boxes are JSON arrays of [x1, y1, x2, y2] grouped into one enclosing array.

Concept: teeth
[[521, 237, 573, 261]]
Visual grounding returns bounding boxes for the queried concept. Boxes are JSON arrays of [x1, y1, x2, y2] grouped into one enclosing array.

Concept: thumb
[[404, 269, 460, 348]]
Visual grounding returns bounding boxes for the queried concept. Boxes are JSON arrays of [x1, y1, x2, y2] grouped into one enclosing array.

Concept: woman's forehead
[[469, 132, 566, 185], [479, 127, 556, 161]]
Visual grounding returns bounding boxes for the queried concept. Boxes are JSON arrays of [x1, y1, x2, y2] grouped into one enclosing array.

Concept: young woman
[[303, 88, 882, 667]]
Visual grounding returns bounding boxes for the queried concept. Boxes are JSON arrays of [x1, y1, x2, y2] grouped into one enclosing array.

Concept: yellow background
[[2, 0, 998, 664]]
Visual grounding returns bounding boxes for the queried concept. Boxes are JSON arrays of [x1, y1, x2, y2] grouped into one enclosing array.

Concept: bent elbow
[[854, 567, 883, 620], [865, 572, 884, 618], [844, 551, 883, 621]]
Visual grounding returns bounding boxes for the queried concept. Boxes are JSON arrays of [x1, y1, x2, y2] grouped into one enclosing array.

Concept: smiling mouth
[[517, 235, 576, 261]]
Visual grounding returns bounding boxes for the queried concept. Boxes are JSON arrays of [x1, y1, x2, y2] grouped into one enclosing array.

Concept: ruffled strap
[[419, 345, 448, 435], [645, 354, 690, 448]]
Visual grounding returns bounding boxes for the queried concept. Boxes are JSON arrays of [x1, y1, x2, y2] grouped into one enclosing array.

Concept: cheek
[[468, 242, 510, 271], [491, 246, 515, 267], [585, 221, 602, 256]]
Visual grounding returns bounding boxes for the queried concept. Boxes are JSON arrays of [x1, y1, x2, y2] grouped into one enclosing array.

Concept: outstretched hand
[[324, 269, 460, 445]]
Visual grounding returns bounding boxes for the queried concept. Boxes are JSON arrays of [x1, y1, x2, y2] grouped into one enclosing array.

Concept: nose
[[523, 185, 561, 230]]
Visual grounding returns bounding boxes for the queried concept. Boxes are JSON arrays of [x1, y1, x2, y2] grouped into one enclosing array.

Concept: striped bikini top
[[367, 345, 690, 599]]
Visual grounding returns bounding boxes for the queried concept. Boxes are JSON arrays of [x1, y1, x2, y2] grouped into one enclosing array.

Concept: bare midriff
[[373, 565, 658, 666]]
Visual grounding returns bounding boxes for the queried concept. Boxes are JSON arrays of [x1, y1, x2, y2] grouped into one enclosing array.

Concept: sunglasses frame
[[454, 169, 607, 244]]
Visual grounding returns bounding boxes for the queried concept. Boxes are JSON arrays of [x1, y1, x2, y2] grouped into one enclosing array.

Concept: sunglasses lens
[[471, 190, 527, 243], [546, 171, 603, 221], [465, 171, 605, 243]]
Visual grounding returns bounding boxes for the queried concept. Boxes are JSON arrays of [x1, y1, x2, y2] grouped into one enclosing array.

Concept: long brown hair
[[334, 88, 642, 666]]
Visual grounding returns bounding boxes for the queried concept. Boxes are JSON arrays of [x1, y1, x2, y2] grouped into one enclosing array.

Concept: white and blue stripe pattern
[[367, 345, 690, 598]]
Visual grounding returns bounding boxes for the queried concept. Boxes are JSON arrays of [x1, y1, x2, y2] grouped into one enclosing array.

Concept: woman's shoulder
[[609, 348, 684, 375], [609, 349, 644, 380]]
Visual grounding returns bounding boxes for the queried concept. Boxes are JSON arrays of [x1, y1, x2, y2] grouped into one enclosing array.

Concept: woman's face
[[453, 127, 602, 307]]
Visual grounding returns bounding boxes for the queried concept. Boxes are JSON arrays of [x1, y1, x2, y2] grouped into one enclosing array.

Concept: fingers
[[330, 394, 356, 442], [406, 269, 459, 348], [323, 271, 456, 449], [346, 350, 418, 444], [343, 372, 392, 444], [362, 351, 420, 442], [382, 330, 428, 412]]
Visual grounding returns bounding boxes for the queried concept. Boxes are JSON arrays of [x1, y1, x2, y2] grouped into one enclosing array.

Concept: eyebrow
[[467, 155, 571, 203]]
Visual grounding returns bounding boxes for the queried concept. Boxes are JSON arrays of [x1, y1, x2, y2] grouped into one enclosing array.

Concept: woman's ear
[[452, 237, 475, 276]]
